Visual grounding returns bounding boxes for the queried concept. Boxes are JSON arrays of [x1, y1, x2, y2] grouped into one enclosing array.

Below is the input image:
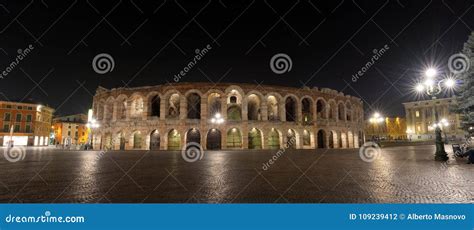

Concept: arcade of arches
[[91, 83, 365, 150]]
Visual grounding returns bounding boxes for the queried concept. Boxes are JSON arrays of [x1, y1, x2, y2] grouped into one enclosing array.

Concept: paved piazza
[[0, 145, 473, 203]]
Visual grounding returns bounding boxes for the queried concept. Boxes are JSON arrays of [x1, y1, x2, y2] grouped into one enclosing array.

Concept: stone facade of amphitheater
[[90, 83, 365, 151]]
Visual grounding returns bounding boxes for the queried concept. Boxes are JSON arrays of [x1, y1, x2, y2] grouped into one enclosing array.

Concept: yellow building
[[365, 117, 407, 141], [52, 114, 88, 145]]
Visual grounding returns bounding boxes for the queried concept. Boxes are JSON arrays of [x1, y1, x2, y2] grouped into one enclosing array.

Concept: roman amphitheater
[[91, 83, 365, 151]]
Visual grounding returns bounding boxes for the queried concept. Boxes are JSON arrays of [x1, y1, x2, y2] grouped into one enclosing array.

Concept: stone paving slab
[[0, 145, 472, 203]]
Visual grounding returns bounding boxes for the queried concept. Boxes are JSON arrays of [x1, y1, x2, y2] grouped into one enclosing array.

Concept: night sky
[[0, 0, 472, 117]]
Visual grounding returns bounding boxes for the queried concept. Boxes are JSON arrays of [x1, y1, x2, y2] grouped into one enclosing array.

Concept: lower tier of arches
[[92, 125, 365, 151]]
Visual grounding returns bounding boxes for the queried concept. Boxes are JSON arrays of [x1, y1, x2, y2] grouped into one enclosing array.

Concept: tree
[[452, 31, 474, 135]]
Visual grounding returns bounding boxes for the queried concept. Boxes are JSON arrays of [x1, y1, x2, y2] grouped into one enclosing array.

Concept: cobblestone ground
[[0, 145, 473, 203]]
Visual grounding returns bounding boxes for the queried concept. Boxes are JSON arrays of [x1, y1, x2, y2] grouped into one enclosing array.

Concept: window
[[230, 96, 237, 103], [68, 131, 71, 136], [14, 124, 20, 132], [28, 106, 32, 110], [25, 125, 31, 133], [17, 106, 22, 110], [6, 105, 11, 108], [4, 113, 10, 121], [75, 131, 78, 137], [3, 124, 9, 132], [26, 115, 32, 122], [16, 114, 21, 122], [415, 111, 420, 117]]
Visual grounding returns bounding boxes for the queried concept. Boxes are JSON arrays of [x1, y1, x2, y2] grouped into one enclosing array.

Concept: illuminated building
[[52, 114, 89, 145], [0, 101, 53, 146]]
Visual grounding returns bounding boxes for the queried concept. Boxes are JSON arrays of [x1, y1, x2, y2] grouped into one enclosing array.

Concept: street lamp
[[415, 67, 456, 161], [369, 112, 384, 141], [210, 113, 224, 124]]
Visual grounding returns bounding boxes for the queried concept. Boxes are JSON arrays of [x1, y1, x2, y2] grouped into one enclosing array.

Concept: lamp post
[[415, 68, 456, 161], [86, 118, 100, 150]]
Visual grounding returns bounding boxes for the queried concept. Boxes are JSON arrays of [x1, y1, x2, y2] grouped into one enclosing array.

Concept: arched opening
[[317, 130, 325, 148], [105, 99, 114, 121], [267, 128, 280, 149], [285, 97, 296, 122], [316, 99, 327, 119], [167, 93, 180, 119], [104, 133, 112, 150], [208, 93, 221, 118], [116, 97, 127, 120], [187, 93, 201, 119], [286, 129, 296, 149], [338, 103, 345, 121], [267, 95, 279, 121], [132, 131, 142, 149], [247, 94, 261, 121], [227, 105, 242, 121], [302, 129, 311, 147], [150, 95, 160, 117], [358, 131, 364, 147], [167, 129, 181, 150], [248, 128, 262, 149], [150, 130, 160, 150], [206, 129, 221, 150], [130, 96, 144, 118], [226, 128, 242, 148], [186, 128, 201, 144], [328, 131, 335, 148], [302, 98, 312, 124], [338, 132, 343, 148], [345, 102, 352, 121], [117, 132, 126, 150]]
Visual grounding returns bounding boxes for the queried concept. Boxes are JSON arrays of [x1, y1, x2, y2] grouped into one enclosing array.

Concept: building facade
[[0, 101, 54, 146], [365, 117, 407, 141], [403, 97, 465, 141], [90, 83, 365, 150], [52, 114, 88, 145]]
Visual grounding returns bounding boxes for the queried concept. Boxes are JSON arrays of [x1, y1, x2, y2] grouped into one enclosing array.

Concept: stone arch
[[131, 130, 143, 149], [328, 130, 337, 148], [302, 129, 312, 147], [164, 90, 181, 119], [115, 94, 128, 120], [340, 132, 347, 148], [345, 101, 352, 121], [226, 127, 242, 149], [267, 128, 281, 149], [284, 95, 298, 122], [317, 129, 326, 148], [146, 91, 161, 117], [185, 128, 201, 144], [207, 91, 223, 118], [167, 129, 181, 150], [266, 93, 281, 121], [338, 101, 346, 121], [316, 97, 328, 119], [226, 86, 243, 121], [130, 93, 145, 118], [186, 91, 201, 119], [116, 131, 126, 150], [206, 128, 222, 150], [97, 99, 105, 120], [104, 97, 115, 121], [248, 127, 263, 149], [286, 128, 298, 149], [301, 97, 314, 123], [247, 93, 262, 121], [149, 129, 160, 150]]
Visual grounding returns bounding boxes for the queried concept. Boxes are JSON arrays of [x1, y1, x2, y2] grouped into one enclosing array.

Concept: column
[[179, 96, 187, 120], [160, 97, 166, 121], [261, 101, 268, 121]]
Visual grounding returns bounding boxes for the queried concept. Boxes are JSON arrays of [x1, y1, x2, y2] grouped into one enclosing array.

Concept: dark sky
[[0, 0, 472, 118]]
